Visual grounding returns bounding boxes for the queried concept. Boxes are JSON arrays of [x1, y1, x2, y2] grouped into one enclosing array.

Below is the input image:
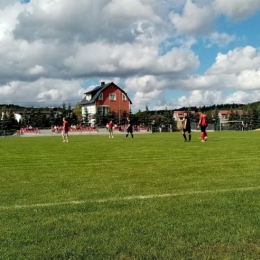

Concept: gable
[[80, 82, 132, 105]]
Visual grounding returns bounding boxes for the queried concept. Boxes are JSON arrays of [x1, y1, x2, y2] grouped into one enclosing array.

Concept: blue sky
[[0, 0, 260, 111]]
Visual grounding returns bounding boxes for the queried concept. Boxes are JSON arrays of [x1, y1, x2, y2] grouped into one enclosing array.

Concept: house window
[[98, 106, 110, 115], [86, 95, 91, 101], [122, 94, 126, 101], [103, 106, 109, 115], [109, 93, 116, 101], [98, 93, 103, 100]]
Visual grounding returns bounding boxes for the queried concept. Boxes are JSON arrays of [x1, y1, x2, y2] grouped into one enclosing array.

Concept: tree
[[73, 103, 82, 121], [7, 108, 19, 132], [149, 113, 165, 127], [212, 108, 219, 130], [61, 102, 67, 118], [257, 105, 260, 129], [94, 106, 103, 127], [251, 108, 258, 129], [0, 108, 8, 134], [162, 108, 170, 125], [121, 110, 129, 126], [48, 109, 55, 127], [143, 105, 150, 127], [83, 107, 89, 125], [109, 110, 117, 123], [205, 111, 213, 124], [28, 107, 36, 127], [171, 116, 177, 131], [228, 108, 236, 121], [242, 109, 252, 130], [69, 112, 78, 126], [21, 108, 29, 127], [35, 108, 46, 127]]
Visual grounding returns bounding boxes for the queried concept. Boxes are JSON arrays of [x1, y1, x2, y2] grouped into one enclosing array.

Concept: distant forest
[[1, 101, 260, 134]]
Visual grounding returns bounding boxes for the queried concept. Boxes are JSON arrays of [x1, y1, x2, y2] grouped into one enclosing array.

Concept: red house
[[80, 82, 132, 125]]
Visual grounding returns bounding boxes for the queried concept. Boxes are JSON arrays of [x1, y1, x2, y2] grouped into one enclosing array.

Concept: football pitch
[[1, 131, 260, 259]]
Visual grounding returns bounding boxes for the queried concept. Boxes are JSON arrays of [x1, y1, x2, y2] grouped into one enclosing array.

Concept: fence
[[152, 122, 248, 132], [0, 130, 16, 137]]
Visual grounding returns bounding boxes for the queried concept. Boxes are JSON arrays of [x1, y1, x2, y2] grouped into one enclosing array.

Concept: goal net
[[219, 120, 244, 131]]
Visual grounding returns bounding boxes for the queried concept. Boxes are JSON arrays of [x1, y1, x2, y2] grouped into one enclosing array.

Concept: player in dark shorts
[[182, 112, 191, 142], [197, 111, 208, 142], [124, 117, 134, 139]]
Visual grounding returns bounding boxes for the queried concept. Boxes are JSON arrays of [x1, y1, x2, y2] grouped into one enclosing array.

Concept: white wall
[[1, 112, 21, 122], [15, 113, 22, 122], [82, 105, 96, 126], [82, 105, 96, 116]]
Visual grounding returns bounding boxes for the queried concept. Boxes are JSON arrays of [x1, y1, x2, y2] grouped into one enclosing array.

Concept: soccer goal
[[219, 120, 244, 131]]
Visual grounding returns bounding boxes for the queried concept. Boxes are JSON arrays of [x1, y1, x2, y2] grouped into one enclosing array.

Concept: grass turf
[[0, 131, 260, 259]]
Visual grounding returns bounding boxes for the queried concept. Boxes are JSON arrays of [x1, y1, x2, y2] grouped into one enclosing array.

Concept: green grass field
[[1, 131, 260, 260]]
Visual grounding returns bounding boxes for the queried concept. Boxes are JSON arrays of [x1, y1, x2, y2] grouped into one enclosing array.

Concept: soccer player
[[197, 111, 208, 142], [108, 120, 114, 138], [182, 111, 191, 142], [62, 117, 69, 142], [124, 117, 134, 139]]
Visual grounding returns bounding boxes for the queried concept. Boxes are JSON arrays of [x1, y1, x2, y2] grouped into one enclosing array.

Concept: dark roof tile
[[80, 82, 132, 105]]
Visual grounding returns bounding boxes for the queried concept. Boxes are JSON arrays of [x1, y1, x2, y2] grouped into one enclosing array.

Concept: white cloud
[[206, 32, 236, 47], [131, 89, 164, 111], [13, 0, 165, 45], [171, 69, 260, 92], [168, 89, 260, 108], [0, 0, 200, 85], [63, 43, 199, 77], [103, 0, 162, 23], [124, 44, 260, 111], [124, 75, 168, 93], [225, 90, 260, 103], [0, 78, 85, 106], [0, 0, 17, 9], [236, 69, 260, 90], [207, 46, 260, 75], [214, 0, 260, 19], [0, 0, 259, 112], [0, 2, 27, 40], [28, 65, 46, 75], [170, 0, 214, 35]]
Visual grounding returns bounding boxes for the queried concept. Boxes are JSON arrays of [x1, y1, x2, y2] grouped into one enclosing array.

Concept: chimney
[[101, 82, 105, 86]]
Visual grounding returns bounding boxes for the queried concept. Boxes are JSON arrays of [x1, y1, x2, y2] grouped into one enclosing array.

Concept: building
[[173, 110, 196, 130], [173, 111, 185, 121], [218, 110, 243, 122], [80, 82, 132, 125], [1, 112, 20, 122]]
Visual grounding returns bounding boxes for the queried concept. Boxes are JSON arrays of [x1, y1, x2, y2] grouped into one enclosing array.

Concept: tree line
[[1, 101, 260, 135], [94, 105, 177, 130], [0, 103, 78, 135]]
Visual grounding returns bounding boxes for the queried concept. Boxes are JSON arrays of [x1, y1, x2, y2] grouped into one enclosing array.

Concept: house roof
[[219, 110, 243, 115], [80, 82, 132, 105], [174, 110, 195, 117], [219, 110, 230, 115], [174, 111, 184, 116]]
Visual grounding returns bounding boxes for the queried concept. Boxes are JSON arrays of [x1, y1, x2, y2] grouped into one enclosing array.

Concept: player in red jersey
[[197, 111, 208, 142], [62, 117, 69, 142], [108, 120, 114, 138]]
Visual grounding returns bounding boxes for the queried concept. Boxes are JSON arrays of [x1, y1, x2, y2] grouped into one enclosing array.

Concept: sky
[[0, 0, 260, 112]]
